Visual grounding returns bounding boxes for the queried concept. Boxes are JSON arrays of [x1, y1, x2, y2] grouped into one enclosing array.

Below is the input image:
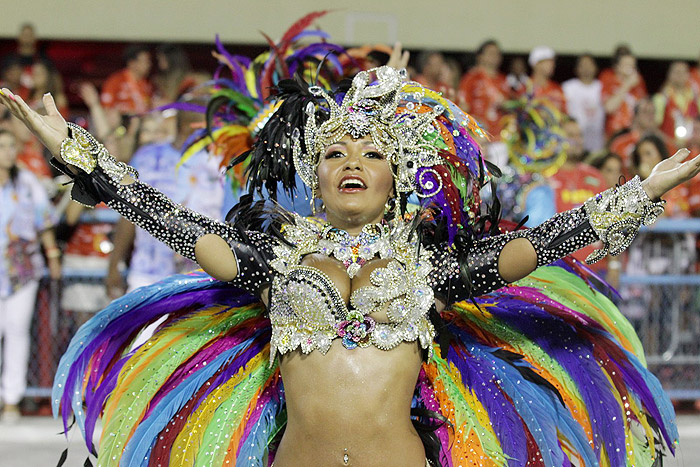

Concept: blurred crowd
[[1, 23, 700, 420]]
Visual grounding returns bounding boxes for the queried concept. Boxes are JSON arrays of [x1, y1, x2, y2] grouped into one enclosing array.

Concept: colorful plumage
[[53, 257, 677, 466]]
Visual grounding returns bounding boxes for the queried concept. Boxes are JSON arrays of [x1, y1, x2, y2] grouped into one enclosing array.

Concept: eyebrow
[[327, 140, 377, 147]]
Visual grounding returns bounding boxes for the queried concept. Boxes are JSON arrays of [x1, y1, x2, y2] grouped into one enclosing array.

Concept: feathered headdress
[[241, 65, 496, 243], [175, 11, 349, 192]]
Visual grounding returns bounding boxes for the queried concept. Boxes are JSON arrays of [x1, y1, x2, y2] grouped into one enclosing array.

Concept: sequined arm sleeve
[[54, 122, 275, 295], [428, 176, 665, 303]]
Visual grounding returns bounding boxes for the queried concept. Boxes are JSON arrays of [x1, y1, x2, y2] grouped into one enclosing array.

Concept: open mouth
[[338, 176, 367, 192]]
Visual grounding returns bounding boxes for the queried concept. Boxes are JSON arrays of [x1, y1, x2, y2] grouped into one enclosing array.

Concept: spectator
[[11, 23, 54, 91], [28, 59, 68, 116], [100, 44, 153, 115], [413, 51, 449, 93], [632, 134, 689, 217], [600, 48, 648, 138], [506, 56, 528, 95], [608, 97, 670, 171], [653, 61, 699, 145], [458, 39, 509, 137], [0, 128, 59, 422], [0, 56, 29, 101], [525, 46, 567, 113], [590, 151, 624, 190], [563, 54, 605, 151]]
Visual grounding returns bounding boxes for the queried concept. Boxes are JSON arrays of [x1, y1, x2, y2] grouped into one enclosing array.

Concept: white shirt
[[562, 78, 605, 151]]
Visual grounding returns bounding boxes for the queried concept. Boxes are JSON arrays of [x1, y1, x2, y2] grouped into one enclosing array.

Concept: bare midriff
[[274, 340, 426, 467], [262, 254, 434, 466]]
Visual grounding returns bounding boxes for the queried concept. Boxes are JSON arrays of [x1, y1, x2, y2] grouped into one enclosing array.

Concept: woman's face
[[32, 63, 49, 88], [600, 156, 622, 189], [636, 141, 663, 179], [0, 133, 18, 171], [316, 134, 394, 232]]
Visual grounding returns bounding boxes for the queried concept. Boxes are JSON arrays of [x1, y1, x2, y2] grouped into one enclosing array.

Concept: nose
[[343, 151, 363, 170]]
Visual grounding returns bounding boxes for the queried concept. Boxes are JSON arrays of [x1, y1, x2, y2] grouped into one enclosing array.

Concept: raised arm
[[430, 149, 700, 303], [0, 90, 274, 294]]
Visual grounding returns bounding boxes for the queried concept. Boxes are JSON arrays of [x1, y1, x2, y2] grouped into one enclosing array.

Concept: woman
[[632, 134, 690, 217], [28, 59, 68, 116], [0, 128, 60, 422], [1, 65, 697, 465]]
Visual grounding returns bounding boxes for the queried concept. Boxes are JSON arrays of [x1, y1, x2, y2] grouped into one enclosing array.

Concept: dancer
[[1, 62, 696, 466]]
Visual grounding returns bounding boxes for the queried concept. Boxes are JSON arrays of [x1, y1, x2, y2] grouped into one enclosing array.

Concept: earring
[[384, 197, 396, 216], [311, 186, 324, 215]]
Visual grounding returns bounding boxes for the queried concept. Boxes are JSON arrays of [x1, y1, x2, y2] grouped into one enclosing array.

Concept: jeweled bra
[[267, 215, 435, 364]]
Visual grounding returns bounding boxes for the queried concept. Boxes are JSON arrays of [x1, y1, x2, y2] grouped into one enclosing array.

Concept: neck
[[325, 213, 384, 236], [532, 73, 548, 85], [479, 64, 496, 75], [127, 67, 143, 80], [579, 76, 594, 84]]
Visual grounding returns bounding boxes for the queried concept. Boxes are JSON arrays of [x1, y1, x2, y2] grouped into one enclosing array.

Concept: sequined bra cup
[[267, 216, 436, 364]]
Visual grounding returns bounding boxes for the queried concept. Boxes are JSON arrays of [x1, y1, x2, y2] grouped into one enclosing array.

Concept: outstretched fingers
[[42, 93, 61, 117]]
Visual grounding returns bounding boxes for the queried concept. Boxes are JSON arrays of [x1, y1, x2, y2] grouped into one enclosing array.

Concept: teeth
[[341, 179, 366, 188]]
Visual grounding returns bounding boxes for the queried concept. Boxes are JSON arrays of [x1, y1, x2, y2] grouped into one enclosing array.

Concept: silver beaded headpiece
[[291, 66, 445, 194]]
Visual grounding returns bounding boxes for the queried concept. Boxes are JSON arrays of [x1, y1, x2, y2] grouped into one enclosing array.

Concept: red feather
[[279, 10, 330, 53], [259, 31, 288, 101]]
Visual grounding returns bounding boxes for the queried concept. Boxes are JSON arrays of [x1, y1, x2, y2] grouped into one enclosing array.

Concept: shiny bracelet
[[583, 176, 665, 264], [60, 122, 138, 182]]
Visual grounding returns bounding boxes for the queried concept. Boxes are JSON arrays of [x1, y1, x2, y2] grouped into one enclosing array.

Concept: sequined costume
[[52, 64, 677, 467]]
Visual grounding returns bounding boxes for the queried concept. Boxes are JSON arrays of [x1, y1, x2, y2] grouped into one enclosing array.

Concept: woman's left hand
[[642, 148, 700, 199]]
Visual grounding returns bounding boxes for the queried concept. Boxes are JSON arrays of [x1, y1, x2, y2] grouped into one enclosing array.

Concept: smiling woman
[[1, 59, 698, 465], [317, 135, 395, 233]]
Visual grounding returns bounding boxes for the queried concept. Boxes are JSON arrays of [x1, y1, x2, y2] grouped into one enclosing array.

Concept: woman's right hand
[[0, 89, 68, 159]]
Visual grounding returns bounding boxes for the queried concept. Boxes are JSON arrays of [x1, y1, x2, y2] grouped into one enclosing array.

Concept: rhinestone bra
[[267, 216, 435, 364]]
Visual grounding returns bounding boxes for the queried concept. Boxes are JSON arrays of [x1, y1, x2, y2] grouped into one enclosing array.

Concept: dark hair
[[156, 43, 190, 73], [612, 45, 633, 67], [0, 55, 23, 77], [123, 44, 150, 64], [591, 151, 622, 171], [631, 134, 668, 169], [476, 39, 499, 57], [0, 129, 19, 182]]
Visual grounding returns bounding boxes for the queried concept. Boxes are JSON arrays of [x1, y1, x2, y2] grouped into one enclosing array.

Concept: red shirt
[[600, 68, 648, 138], [653, 86, 700, 140], [550, 164, 606, 267], [101, 69, 152, 114], [458, 67, 509, 138]]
